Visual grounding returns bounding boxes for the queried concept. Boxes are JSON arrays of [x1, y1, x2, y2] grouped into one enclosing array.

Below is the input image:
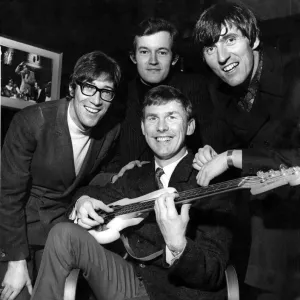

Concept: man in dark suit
[[0, 51, 123, 300], [31, 85, 234, 300], [193, 3, 300, 299], [96, 17, 213, 186]]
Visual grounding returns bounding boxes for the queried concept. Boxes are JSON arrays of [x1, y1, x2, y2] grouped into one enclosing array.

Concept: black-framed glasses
[[77, 81, 115, 102]]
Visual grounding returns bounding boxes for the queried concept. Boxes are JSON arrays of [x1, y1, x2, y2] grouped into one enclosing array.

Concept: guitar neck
[[104, 177, 253, 220]]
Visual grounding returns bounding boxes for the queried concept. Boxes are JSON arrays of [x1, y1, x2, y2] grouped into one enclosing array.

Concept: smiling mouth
[[223, 62, 239, 73], [155, 136, 173, 142], [85, 106, 101, 114]]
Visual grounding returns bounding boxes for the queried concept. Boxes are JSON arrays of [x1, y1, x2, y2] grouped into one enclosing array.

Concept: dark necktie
[[155, 167, 165, 189]]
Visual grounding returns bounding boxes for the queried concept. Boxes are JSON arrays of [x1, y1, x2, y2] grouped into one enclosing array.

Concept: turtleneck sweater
[[67, 104, 91, 176]]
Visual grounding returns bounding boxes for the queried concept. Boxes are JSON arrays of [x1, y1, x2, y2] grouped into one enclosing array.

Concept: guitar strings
[[101, 177, 251, 220], [100, 172, 289, 220]]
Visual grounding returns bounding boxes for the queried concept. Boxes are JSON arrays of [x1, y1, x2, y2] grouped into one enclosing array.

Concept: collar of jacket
[[215, 46, 284, 104], [136, 151, 195, 194]]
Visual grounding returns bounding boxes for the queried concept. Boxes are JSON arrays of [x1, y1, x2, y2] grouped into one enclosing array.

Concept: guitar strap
[[121, 234, 163, 261]]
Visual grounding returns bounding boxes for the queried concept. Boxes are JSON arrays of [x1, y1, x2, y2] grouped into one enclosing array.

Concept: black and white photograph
[[1, 1, 300, 300]]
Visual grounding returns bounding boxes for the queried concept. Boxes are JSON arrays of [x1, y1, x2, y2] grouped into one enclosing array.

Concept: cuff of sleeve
[[69, 198, 81, 224], [242, 149, 274, 175], [0, 245, 29, 262], [165, 242, 186, 266]]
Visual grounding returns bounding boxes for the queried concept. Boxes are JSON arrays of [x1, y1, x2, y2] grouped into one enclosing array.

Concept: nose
[[149, 52, 158, 65], [90, 91, 103, 106], [157, 118, 168, 132], [217, 44, 230, 65]]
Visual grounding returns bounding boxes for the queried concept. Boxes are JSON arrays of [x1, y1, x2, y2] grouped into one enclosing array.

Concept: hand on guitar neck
[[75, 165, 300, 245]]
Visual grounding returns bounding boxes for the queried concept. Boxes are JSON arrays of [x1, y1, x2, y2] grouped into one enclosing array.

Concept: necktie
[[155, 167, 165, 189]]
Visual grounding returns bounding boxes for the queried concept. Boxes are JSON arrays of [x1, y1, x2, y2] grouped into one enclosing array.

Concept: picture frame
[[0, 35, 63, 110]]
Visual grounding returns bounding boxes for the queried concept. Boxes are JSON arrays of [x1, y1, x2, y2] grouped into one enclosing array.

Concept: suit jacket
[[0, 98, 120, 261], [205, 46, 300, 173], [113, 73, 213, 170], [73, 152, 235, 300], [205, 46, 300, 291]]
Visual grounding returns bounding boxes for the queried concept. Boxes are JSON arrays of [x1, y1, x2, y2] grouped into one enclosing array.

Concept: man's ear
[[252, 37, 260, 50], [69, 85, 74, 98], [141, 120, 145, 136], [130, 52, 137, 64], [186, 118, 195, 136], [171, 54, 179, 66]]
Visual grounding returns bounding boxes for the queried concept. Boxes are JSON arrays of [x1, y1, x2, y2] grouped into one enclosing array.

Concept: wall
[[236, 0, 300, 19]]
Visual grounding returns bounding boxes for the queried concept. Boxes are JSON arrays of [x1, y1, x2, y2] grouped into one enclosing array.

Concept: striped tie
[[155, 167, 164, 189]]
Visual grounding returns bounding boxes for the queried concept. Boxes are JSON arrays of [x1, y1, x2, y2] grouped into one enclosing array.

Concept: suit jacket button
[[264, 141, 270, 147], [0, 251, 6, 258], [139, 263, 146, 268]]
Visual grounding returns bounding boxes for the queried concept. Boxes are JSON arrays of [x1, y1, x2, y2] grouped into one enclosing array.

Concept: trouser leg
[[31, 222, 147, 300]]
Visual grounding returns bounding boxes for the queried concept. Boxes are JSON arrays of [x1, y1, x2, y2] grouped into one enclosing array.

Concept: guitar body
[[88, 187, 177, 244]]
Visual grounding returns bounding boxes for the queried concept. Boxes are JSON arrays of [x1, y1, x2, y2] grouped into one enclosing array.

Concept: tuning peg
[[279, 164, 288, 175], [292, 166, 300, 174], [257, 170, 267, 182], [268, 169, 275, 177], [279, 164, 288, 170]]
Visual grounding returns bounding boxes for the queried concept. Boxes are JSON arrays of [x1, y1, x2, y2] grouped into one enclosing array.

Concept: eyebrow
[[86, 82, 114, 90], [218, 32, 240, 43], [137, 46, 170, 51], [145, 111, 180, 118]]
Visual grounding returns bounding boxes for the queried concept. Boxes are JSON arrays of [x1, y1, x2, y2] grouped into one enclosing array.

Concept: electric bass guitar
[[88, 166, 300, 244]]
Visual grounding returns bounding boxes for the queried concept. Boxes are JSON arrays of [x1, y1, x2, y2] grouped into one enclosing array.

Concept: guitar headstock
[[249, 166, 300, 195]]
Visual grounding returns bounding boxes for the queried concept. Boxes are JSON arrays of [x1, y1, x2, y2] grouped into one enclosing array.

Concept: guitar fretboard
[[100, 176, 258, 222]]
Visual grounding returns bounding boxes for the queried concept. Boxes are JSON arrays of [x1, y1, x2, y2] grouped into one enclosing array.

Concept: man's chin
[[141, 77, 164, 86], [154, 152, 173, 161]]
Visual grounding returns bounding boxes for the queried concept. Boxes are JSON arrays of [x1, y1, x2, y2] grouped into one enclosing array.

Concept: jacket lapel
[[135, 153, 194, 195], [169, 152, 194, 188], [75, 132, 105, 182], [137, 161, 158, 195], [214, 47, 285, 143], [54, 99, 76, 189]]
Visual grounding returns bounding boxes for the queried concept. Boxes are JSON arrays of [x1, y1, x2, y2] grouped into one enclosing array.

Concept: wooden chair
[[63, 265, 239, 300]]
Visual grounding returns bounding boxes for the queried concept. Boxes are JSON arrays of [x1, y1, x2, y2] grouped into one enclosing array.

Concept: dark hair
[[131, 18, 179, 56], [194, 3, 260, 52], [142, 85, 193, 120], [69, 51, 121, 95]]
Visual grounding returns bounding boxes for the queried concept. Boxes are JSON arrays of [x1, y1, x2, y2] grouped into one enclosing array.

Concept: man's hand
[[154, 193, 189, 252], [0, 260, 32, 300], [111, 160, 150, 183], [196, 151, 228, 186], [192, 145, 218, 171], [75, 196, 113, 229]]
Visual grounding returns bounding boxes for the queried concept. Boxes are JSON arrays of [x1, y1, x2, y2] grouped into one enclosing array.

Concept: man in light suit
[[0, 51, 123, 300], [31, 85, 234, 300]]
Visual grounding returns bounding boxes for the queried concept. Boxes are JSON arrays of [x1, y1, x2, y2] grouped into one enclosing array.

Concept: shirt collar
[[154, 150, 188, 187]]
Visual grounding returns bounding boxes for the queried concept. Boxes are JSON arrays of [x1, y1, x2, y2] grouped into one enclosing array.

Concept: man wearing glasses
[[0, 51, 123, 300]]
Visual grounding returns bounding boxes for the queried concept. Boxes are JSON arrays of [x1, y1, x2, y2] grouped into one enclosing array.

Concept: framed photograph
[[0, 36, 63, 110]]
